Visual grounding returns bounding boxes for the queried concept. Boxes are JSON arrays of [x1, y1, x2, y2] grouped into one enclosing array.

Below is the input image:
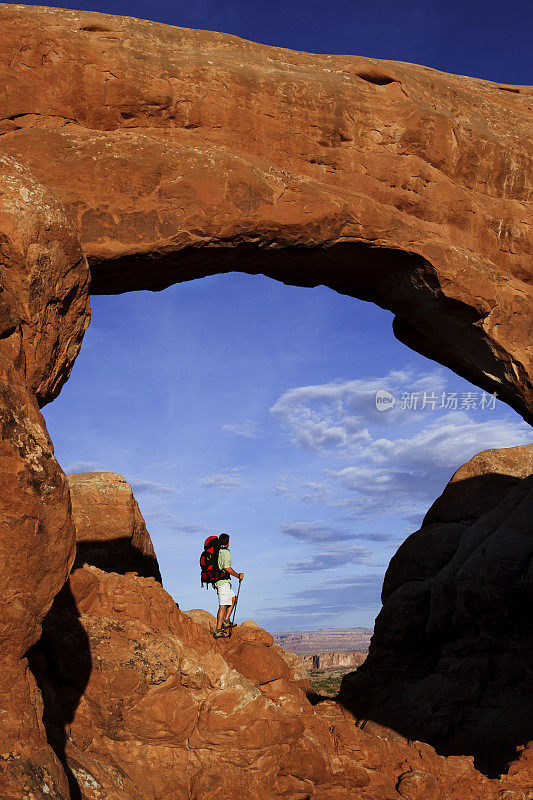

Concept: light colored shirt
[[215, 547, 231, 588]]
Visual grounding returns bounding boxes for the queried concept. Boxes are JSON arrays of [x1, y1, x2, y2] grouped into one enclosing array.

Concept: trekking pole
[[228, 577, 242, 638]]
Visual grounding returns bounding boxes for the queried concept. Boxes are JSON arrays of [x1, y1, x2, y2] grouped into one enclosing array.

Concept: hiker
[[213, 532, 244, 639]]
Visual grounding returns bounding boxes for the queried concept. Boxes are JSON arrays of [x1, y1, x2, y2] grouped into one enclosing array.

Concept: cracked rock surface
[[0, 3, 531, 421], [0, 4, 531, 797]]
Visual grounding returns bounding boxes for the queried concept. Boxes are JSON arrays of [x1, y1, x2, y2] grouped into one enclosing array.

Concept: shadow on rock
[[27, 579, 92, 800], [74, 536, 161, 582], [336, 466, 533, 778]]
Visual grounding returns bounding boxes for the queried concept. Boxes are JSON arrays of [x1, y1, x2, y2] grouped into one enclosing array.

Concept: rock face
[[0, 3, 531, 423], [0, 4, 531, 797], [0, 154, 89, 800], [301, 651, 368, 671], [0, 153, 90, 406], [339, 444, 533, 777], [67, 472, 162, 581], [25, 542, 533, 799]]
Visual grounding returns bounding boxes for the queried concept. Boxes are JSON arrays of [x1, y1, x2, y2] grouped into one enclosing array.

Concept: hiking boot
[[213, 628, 229, 639], [222, 620, 237, 629]]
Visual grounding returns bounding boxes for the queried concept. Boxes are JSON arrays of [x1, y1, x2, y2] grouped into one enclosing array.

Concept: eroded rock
[[0, 154, 90, 406], [0, 3, 531, 421], [0, 359, 76, 798], [0, 4, 531, 796], [339, 444, 533, 777], [28, 562, 533, 799], [68, 472, 162, 581]]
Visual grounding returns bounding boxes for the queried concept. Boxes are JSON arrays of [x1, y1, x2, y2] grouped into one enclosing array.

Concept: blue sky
[[24, 0, 532, 84], [36, 0, 532, 630]]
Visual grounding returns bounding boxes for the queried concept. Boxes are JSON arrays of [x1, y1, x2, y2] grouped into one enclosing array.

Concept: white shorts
[[216, 583, 235, 606]]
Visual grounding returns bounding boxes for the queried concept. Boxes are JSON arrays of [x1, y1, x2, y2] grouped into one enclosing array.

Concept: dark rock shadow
[[74, 536, 162, 582], [306, 691, 334, 706], [27, 580, 91, 800], [26, 538, 165, 798], [335, 469, 533, 779]]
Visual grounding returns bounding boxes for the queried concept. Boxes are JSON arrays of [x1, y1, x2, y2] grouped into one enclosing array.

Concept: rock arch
[[0, 3, 531, 418], [0, 4, 531, 796]]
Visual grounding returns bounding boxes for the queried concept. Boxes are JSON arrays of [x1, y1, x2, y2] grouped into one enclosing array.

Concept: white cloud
[[64, 460, 104, 474], [300, 481, 333, 504], [130, 479, 176, 495], [222, 420, 260, 438], [286, 543, 372, 572], [145, 509, 210, 537], [270, 370, 532, 520], [199, 468, 244, 491], [274, 478, 334, 504], [281, 521, 399, 550], [168, 521, 210, 536], [269, 369, 447, 452], [329, 412, 532, 516], [280, 521, 355, 543]]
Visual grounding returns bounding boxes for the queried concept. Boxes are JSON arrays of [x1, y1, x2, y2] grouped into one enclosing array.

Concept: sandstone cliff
[[68, 472, 162, 582], [0, 4, 531, 798], [339, 444, 533, 777], [274, 628, 373, 654], [301, 651, 368, 671], [18, 474, 533, 800]]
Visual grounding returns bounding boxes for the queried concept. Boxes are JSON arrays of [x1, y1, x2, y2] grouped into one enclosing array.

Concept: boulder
[[68, 472, 162, 581], [423, 444, 533, 525], [339, 444, 533, 777]]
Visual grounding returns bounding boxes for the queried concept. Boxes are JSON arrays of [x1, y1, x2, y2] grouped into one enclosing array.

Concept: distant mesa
[[273, 628, 373, 654]]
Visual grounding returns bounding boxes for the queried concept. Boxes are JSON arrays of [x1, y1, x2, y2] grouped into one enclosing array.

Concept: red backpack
[[200, 536, 228, 589]]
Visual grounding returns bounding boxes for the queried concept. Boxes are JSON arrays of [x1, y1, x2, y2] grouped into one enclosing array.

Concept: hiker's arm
[[226, 567, 244, 579]]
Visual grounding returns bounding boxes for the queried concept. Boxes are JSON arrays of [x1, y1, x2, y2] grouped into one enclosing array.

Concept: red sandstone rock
[[340, 444, 533, 778], [29, 563, 533, 800], [67, 472, 162, 581], [0, 153, 90, 406], [0, 656, 70, 800], [273, 627, 373, 653], [0, 153, 88, 653], [0, 4, 531, 797], [0, 354, 76, 797], [0, 153, 90, 798], [300, 651, 368, 671], [0, 4, 531, 422], [187, 610, 313, 690], [0, 362, 74, 660], [424, 444, 533, 525]]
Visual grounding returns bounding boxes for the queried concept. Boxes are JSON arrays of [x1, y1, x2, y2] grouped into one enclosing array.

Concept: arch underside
[[89, 239, 522, 419], [0, 1, 530, 419]]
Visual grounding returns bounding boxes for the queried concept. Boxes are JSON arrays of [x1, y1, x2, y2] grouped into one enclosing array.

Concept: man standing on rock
[[213, 533, 244, 639]]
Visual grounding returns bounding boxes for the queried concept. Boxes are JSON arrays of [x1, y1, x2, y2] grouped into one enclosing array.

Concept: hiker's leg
[[224, 594, 236, 621], [217, 604, 229, 630]]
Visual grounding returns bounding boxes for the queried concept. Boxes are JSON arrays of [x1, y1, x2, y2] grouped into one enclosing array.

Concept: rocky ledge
[[339, 444, 533, 777], [9, 471, 531, 800]]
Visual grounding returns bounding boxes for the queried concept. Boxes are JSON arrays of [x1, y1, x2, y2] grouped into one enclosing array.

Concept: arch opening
[[41, 269, 532, 777]]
